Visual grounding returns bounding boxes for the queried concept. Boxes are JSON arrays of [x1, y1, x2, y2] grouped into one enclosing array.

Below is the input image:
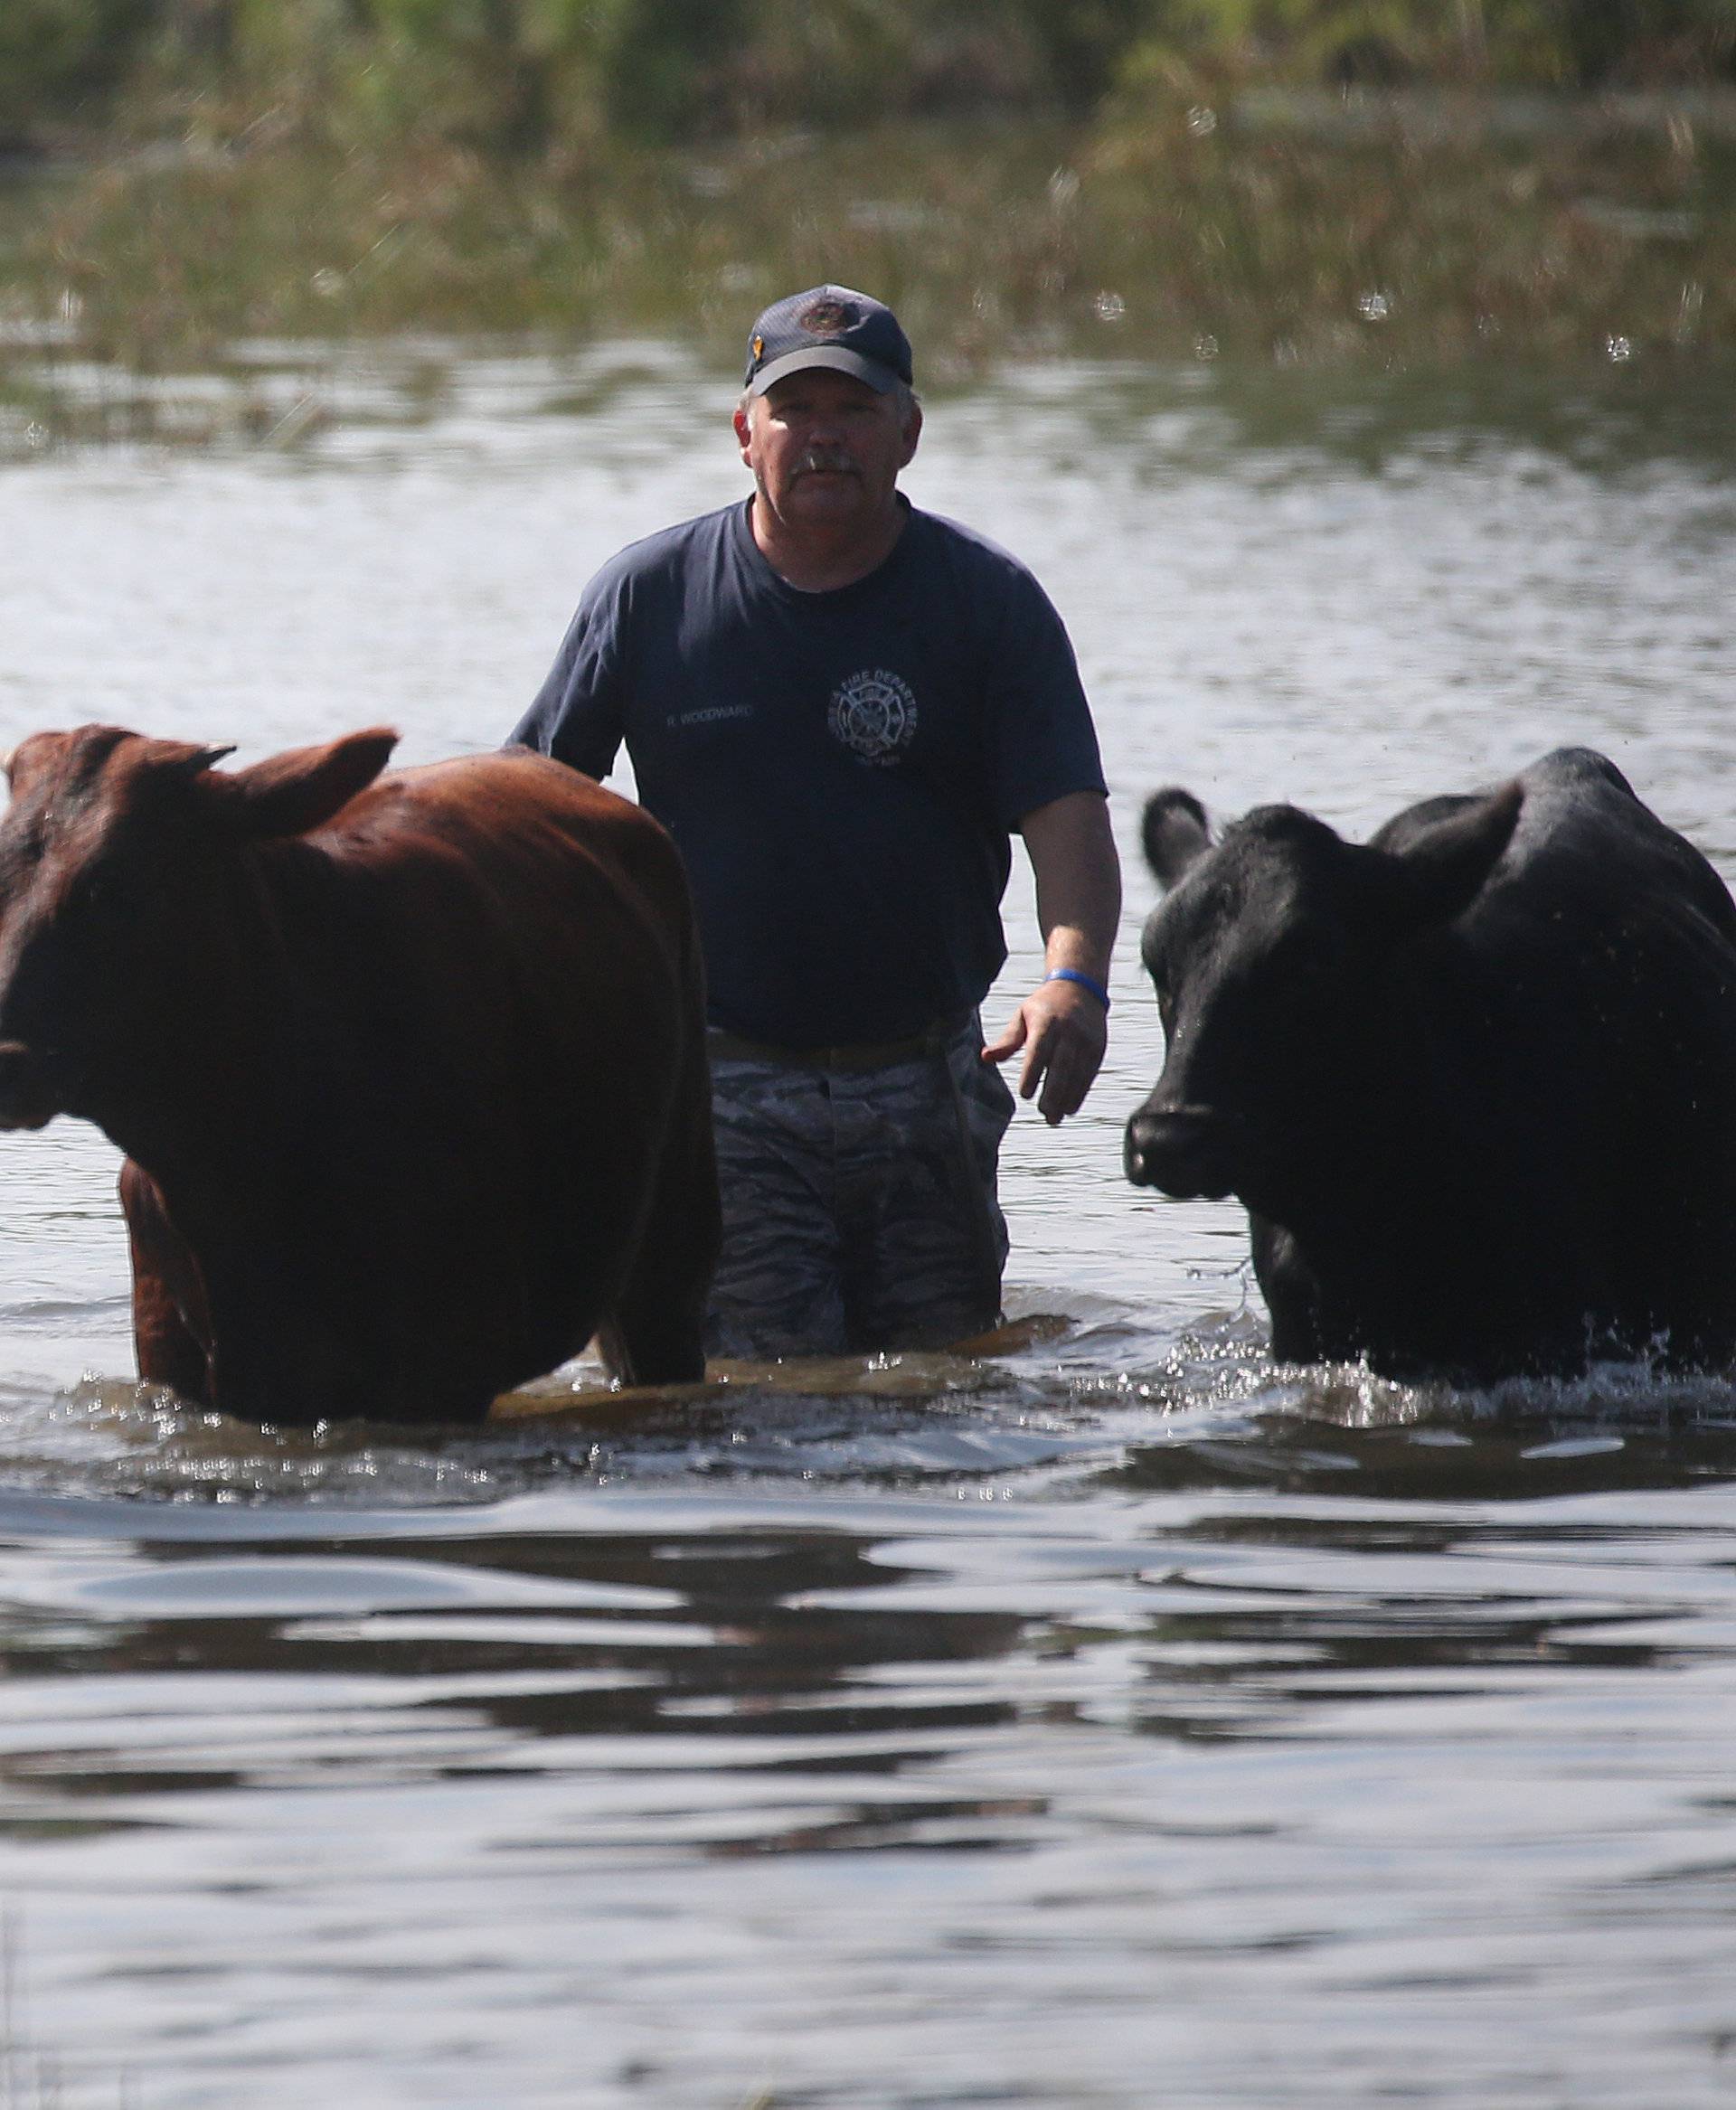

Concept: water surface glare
[[0, 347, 1731, 2105]]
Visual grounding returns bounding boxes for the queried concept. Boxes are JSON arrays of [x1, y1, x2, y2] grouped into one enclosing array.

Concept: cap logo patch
[[751, 334, 764, 359], [797, 298, 857, 337]]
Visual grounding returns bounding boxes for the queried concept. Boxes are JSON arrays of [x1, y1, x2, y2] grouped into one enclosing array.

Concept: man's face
[[733, 369, 920, 541]]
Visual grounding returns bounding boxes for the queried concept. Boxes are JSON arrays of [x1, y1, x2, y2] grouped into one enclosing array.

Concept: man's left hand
[[983, 978, 1109, 1126]]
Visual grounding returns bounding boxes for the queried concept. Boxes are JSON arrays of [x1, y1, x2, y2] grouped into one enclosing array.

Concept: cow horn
[[146, 740, 238, 785]]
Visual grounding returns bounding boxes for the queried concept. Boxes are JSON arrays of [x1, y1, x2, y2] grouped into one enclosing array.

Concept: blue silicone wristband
[[1043, 967, 1110, 1012]]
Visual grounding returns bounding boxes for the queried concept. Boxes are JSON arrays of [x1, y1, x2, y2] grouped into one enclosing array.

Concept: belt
[[707, 1010, 968, 1074]]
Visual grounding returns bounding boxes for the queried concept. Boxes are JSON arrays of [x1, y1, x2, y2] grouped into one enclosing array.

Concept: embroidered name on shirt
[[828, 669, 918, 768], [670, 703, 757, 728]]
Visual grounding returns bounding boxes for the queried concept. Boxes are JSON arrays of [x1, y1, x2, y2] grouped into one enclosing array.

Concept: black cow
[[1124, 748, 1736, 1380]]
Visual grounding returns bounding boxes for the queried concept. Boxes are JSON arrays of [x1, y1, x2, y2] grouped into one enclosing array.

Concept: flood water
[[0, 342, 1733, 2105]]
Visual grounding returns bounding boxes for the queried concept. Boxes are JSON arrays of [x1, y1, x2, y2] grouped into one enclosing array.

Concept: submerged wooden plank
[[488, 1311, 1072, 1424]]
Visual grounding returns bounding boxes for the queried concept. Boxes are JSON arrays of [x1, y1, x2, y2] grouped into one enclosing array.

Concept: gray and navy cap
[[743, 285, 913, 398]]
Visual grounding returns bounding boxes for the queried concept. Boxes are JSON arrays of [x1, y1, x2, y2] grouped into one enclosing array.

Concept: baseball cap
[[743, 285, 913, 398]]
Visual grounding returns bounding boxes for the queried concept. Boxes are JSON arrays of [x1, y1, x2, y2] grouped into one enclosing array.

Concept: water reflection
[[5, 332, 1736, 478], [0, 1418, 1731, 2104]]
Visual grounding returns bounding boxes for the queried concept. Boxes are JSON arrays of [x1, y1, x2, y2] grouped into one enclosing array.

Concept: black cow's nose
[[1124, 1104, 1240, 1201]]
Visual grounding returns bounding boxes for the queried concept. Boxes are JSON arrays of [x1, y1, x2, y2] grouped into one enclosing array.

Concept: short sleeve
[[980, 563, 1107, 828], [506, 570, 631, 779]]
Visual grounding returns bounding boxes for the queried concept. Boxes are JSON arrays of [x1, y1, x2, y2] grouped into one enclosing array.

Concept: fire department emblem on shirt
[[828, 669, 918, 766]]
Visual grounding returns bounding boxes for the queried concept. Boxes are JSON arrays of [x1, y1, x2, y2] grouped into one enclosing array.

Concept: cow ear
[[1142, 789, 1212, 890], [216, 729, 399, 839], [156, 740, 239, 781], [0, 731, 82, 798], [1379, 780, 1524, 932]]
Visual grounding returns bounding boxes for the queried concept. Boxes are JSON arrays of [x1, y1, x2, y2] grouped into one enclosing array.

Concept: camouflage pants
[[704, 1013, 1014, 1359]]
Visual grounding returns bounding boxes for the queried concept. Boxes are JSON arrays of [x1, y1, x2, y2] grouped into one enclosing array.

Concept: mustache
[[794, 449, 860, 476]]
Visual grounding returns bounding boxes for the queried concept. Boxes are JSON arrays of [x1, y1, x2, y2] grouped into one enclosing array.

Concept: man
[[511, 284, 1119, 1359]]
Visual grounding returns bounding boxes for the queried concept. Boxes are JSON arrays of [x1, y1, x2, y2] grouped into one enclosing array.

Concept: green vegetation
[[0, 0, 1731, 447], [6, 1, 1735, 153], [8, 99, 1729, 371]]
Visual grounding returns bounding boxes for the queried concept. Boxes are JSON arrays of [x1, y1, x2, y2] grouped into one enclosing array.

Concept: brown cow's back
[[233, 749, 716, 1423]]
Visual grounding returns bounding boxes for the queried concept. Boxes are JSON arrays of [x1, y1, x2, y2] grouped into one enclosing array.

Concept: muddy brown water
[[0, 343, 1731, 2106]]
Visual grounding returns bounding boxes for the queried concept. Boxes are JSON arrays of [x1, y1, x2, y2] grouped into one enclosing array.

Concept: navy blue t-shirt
[[510, 497, 1106, 1046]]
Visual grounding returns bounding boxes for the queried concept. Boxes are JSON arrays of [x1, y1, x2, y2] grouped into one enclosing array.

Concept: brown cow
[[0, 725, 720, 1426]]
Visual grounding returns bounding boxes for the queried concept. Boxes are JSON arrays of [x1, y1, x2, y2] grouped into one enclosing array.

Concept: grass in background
[[0, 4, 1731, 447], [3, 97, 1730, 371]]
